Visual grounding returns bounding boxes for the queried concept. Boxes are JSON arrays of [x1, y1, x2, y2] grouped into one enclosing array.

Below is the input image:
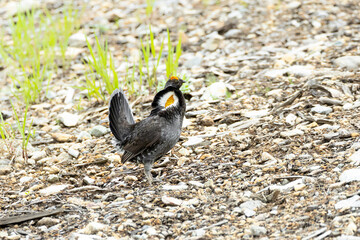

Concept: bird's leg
[[144, 161, 153, 185]]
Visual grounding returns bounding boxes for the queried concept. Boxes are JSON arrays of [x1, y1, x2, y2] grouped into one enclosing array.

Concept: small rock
[[37, 217, 60, 227], [335, 195, 360, 210], [204, 179, 215, 189], [67, 148, 80, 158], [243, 109, 269, 119], [182, 137, 204, 147], [31, 151, 47, 161], [124, 175, 138, 182], [77, 131, 92, 141], [90, 125, 109, 137], [83, 176, 95, 185], [81, 222, 107, 234], [51, 133, 75, 142], [285, 113, 297, 126], [229, 119, 260, 130], [339, 169, 360, 182], [178, 148, 190, 156], [294, 183, 306, 191], [239, 200, 265, 217], [250, 225, 267, 237], [280, 129, 304, 137], [349, 150, 360, 165], [20, 176, 33, 184], [106, 9, 125, 22], [202, 82, 228, 101], [162, 182, 188, 191], [188, 181, 204, 188], [47, 174, 59, 183], [266, 89, 283, 98], [334, 56, 360, 70], [161, 195, 183, 206], [200, 116, 214, 126], [68, 32, 87, 48], [39, 184, 70, 196], [184, 56, 202, 68], [192, 229, 206, 238], [177, 157, 187, 166], [59, 112, 80, 127], [214, 187, 222, 194], [311, 105, 332, 114], [145, 226, 157, 236], [0, 165, 11, 175]]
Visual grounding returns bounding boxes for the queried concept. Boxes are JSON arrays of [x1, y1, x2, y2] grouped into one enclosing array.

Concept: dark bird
[[109, 76, 186, 184]]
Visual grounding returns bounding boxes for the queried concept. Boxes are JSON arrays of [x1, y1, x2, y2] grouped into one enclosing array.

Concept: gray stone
[[334, 56, 360, 70], [335, 195, 360, 210], [182, 137, 204, 147], [339, 169, 360, 182], [31, 151, 47, 161], [81, 222, 108, 234], [224, 29, 242, 38], [250, 225, 267, 236], [184, 56, 202, 68], [83, 176, 95, 185], [162, 182, 188, 191], [202, 82, 228, 100], [0, 165, 11, 175], [19, 176, 33, 184], [311, 105, 332, 114], [59, 112, 80, 127], [90, 125, 109, 137], [68, 32, 87, 48], [349, 150, 360, 166], [39, 184, 70, 196], [243, 109, 269, 119], [77, 131, 92, 141], [280, 129, 304, 137], [47, 174, 59, 183], [37, 217, 60, 227], [68, 148, 80, 158]]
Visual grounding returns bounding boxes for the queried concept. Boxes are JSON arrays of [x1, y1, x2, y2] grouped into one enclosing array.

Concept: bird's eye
[[165, 95, 175, 107]]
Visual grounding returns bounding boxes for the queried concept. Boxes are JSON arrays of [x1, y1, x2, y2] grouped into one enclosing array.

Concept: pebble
[[39, 184, 70, 196], [47, 174, 59, 183], [266, 89, 283, 98], [124, 175, 138, 182], [239, 200, 264, 217], [334, 56, 360, 70], [68, 148, 80, 158], [280, 129, 304, 137], [81, 222, 108, 234], [339, 169, 360, 183], [250, 225, 267, 237], [229, 119, 260, 130], [311, 105, 332, 114], [184, 56, 203, 68], [349, 150, 360, 165], [161, 195, 183, 206], [188, 181, 204, 188], [58, 112, 80, 127], [68, 32, 87, 48], [83, 176, 95, 185], [90, 125, 109, 137], [177, 157, 187, 166], [285, 113, 297, 125], [162, 182, 188, 191], [20, 176, 33, 184], [200, 116, 214, 126], [335, 195, 360, 210], [178, 148, 191, 156], [37, 217, 60, 227], [201, 82, 228, 101], [51, 133, 75, 142], [31, 151, 47, 161], [0, 165, 11, 175], [294, 183, 306, 191], [243, 109, 269, 119], [182, 137, 204, 147], [77, 131, 92, 141]]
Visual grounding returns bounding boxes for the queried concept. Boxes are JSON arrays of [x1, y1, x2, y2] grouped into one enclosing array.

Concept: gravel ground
[[1, 0, 360, 239]]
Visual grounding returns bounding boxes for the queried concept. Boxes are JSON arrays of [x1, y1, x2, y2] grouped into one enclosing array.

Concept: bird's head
[[165, 76, 185, 89]]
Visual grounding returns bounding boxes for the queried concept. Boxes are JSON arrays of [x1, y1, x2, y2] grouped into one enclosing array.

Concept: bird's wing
[[109, 89, 135, 142], [121, 119, 162, 163]]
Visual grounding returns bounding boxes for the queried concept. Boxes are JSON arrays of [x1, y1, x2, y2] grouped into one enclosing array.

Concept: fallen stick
[[0, 208, 64, 226]]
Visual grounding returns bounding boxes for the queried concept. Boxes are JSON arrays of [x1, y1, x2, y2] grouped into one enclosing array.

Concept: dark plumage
[[109, 77, 186, 184]]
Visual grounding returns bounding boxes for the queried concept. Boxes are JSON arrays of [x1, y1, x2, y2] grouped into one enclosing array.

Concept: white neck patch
[[158, 91, 179, 108]]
